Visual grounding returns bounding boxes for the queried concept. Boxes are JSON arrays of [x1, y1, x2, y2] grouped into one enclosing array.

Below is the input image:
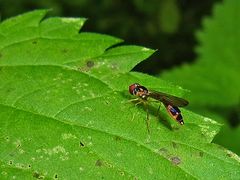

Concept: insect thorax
[[136, 90, 149, 100]]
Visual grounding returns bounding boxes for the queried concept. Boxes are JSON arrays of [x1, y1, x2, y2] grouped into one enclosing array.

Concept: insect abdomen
[[166, 105, 184, 125]]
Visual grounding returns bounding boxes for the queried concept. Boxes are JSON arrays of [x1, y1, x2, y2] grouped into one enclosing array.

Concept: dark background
[[0, 0, 221, 74]]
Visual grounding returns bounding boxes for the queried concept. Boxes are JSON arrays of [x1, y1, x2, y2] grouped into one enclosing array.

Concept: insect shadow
[[132, 99, 174, 132], [121, 92, 173, 132]]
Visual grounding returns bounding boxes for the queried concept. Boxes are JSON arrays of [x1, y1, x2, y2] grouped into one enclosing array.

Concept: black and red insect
[[129, 83, 188, 131]]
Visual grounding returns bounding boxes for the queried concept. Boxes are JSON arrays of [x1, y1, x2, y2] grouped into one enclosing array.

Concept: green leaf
[[161, 0, 240, 108], [194, 109, 240, 157], [1, 10, 240, 179]]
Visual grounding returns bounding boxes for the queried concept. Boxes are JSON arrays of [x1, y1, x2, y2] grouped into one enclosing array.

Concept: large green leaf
[[0, 10, 240, 179]]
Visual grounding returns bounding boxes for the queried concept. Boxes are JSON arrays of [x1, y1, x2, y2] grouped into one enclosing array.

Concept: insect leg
[[135, 100, 143, 106], [144, 102, 150, 134], [128, 98, 145, 107], [127, 98, 140, 103], [156, 103, 162, 119]]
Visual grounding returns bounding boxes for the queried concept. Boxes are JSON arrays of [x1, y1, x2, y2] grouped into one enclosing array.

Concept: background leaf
[[161, 0, 240, 155], [0, 10, 240, 179]]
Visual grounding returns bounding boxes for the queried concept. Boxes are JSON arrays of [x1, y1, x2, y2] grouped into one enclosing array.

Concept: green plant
[[0, 10, 239, 179], [161, 0, 240, 155]]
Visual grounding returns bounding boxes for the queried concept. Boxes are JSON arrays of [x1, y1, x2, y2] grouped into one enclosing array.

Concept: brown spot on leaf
[[77, 60, 95, 72], [95, 159, 103, 167], [33, 172, 39, 178], [33, 171, 44, 179], [86, 60, 94, 68], [170, 156, 181, 165], [199, 152, 204, 157]]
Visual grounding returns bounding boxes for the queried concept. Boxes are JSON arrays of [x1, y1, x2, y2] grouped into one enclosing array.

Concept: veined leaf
[[0, 10, 240, 179]]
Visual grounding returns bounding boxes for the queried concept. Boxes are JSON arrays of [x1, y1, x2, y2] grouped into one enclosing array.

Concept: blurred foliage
[[161, 0, 240, 155], [0, 0, 221, 74]]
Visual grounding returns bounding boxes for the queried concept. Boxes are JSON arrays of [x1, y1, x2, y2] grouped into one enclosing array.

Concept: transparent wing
[[148, 90, 189, 107]]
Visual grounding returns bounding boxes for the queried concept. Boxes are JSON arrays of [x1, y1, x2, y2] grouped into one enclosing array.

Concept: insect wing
[[148, 90, 189, 107]]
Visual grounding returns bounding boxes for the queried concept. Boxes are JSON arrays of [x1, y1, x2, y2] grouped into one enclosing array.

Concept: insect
[[129, 83, 189, 132]]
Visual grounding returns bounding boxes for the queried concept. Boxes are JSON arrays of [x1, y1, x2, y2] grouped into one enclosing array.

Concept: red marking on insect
[[129, 83, 188, 129]]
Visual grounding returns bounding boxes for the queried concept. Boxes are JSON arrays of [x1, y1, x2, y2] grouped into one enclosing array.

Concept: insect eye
[[133, 88, 138, 95], [129, 83, 138, 95]]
